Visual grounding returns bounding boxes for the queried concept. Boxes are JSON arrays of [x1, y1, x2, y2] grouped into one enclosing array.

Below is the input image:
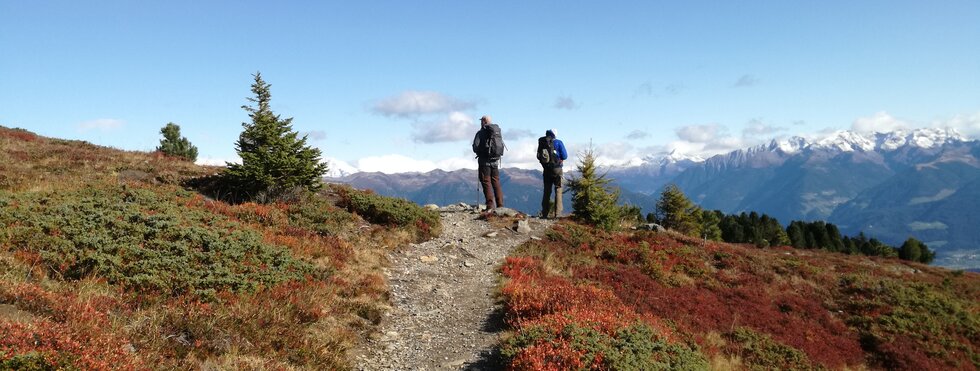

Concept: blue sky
[[2, 1, 979, 174]]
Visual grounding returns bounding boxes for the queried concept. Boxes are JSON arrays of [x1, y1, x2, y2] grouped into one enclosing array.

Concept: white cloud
[[371, 91, 476, 118], [505, 128, 536, 140], [412, 111, 478, 143], [77, 118, 124, 132], [626, 130, 649, 140], [664, 123, 757, 159], [935, 112, 980, 138], [852, 111, 910, 133], [553, 96, 579, 110], [676, 124, 723, 143], [733, 74, 760, 87], [500, 139, 545, 169], [593, 141, 644, 167], [356, 154, 439, 173]]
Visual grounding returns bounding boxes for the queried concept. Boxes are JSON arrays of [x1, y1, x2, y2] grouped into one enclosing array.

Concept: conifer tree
[[787, 221, 806, 248], [568, 145, 622, 231], [899, 237, 935, 263], [655, 184, 701, 236], [700, 209, 723, 241], [156, 122, 198, 161], [225, 72, 327, 202]]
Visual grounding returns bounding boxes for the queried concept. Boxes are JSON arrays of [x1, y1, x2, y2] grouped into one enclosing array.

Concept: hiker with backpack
[[537, 129, 567, 218], [472, 115, 505, 210]]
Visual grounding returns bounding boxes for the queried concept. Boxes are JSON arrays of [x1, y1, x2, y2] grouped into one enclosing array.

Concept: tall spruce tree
[[156, 122, 198, 161], [568, 145, 622, 231], [655, 184, 701, 236], [225, 72, 327, 202]]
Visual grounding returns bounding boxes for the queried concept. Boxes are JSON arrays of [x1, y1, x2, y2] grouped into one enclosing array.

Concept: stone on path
[[514, 219, 531, 234], [492, 207, 520, 217]]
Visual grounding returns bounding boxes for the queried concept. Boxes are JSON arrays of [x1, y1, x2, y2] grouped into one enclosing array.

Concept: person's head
[[546, 129, 557, 138], [480, 115, 492, 127]]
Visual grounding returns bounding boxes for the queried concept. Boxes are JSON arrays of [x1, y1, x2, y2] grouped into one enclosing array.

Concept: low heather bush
[[336, 185, 440, 241], [0, 185, 322, 300]]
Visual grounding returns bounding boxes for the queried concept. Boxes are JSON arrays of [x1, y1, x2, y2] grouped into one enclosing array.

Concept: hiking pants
[[542, 166, 563, 218], [478, 158, 504, 209]]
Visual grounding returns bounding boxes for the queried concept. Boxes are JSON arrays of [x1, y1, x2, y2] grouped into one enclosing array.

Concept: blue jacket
[[553, 138, 568, 167]]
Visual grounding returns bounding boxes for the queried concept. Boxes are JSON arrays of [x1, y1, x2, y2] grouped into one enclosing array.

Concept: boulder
[[492, 207, 520, 217], [514, 220, 532, 234], [637, 223, 665, 232]]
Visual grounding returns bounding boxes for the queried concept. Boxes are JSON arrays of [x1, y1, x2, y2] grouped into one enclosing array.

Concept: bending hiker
[[537, 129, 567, 218], [472, 115, 505, 210]]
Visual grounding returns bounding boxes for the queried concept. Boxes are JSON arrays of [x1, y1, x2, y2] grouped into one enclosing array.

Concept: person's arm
[[557, 140, 568, 161], [472, 132, 480, 154]]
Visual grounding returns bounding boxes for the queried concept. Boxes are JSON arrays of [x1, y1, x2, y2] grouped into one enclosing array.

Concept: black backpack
[[537, 136, 559, 167], [477, 124, 505, 159]]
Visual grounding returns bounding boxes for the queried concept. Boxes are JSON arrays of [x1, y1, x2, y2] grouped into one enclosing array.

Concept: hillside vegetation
[[500, 221, 979, 370], [0, 126, 439, 369]]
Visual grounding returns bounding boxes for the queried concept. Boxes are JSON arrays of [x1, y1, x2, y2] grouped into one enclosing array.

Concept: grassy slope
[[500, 221, 980, 370], [0, 126, 438, 369]]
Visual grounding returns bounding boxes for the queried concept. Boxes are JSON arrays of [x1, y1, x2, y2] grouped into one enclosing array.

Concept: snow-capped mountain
[[606, 150, 705, 195], [324, 158, 358, 178], [764, 127, 966, 154]]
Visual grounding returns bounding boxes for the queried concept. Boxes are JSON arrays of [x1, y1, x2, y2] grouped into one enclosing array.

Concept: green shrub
[[503, 323, 708, 370], [287, 194, 357, 236], [0, 185, 322, 300], [840, 275, 979, 367], [0, 352, 73, 371], [727, 327, 816, 370], [336, 186, 440, 241]]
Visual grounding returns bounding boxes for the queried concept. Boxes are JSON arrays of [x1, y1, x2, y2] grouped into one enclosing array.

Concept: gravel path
[[356, 206, 554, 370]]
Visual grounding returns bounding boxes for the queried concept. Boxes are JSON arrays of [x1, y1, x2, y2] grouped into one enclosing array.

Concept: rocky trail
[[356, 204, 555, 370]]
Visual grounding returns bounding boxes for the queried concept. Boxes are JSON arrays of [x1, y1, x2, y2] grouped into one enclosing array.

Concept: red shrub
[[0, 283, 142, 370], [509, 341, 587, 371]]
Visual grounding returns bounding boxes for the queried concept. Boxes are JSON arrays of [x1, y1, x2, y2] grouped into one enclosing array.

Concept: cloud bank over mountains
[[356, 90, 980, 175], [318, 105, 980, 175]]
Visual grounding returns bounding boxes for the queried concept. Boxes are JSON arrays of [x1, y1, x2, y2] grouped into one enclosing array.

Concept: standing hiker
[[472, 115, 505, 210], [537, 129, 567, 218]]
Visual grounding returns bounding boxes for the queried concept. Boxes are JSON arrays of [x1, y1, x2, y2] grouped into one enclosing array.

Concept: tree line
[[648, 184, 935, 264]]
